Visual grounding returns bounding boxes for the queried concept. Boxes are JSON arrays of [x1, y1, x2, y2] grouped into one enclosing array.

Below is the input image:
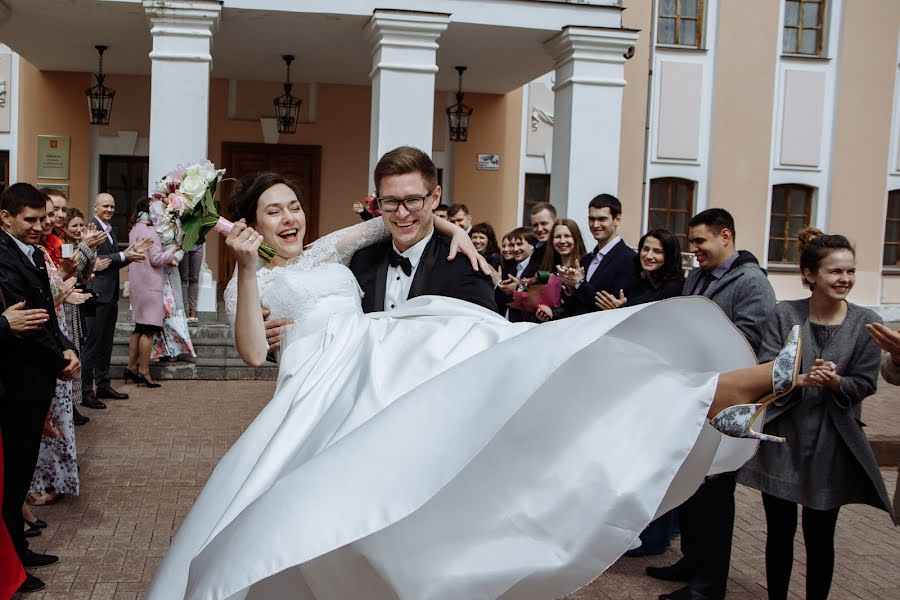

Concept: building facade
[[0, 0, 897, 312]]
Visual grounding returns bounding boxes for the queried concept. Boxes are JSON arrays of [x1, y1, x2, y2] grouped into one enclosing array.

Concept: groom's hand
[[261, 307, 293, 353]]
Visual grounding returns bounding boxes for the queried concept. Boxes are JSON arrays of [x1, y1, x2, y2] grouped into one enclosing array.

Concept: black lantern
[[85, 45, 115, 125], [446, 66, 473, 142], [274, 55, 302, 134]]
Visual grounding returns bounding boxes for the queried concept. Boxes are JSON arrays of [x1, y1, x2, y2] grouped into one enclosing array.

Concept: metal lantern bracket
[[446, 65, 473, 143], [85, 45, 115, 126], [274, 54, 302, 134]]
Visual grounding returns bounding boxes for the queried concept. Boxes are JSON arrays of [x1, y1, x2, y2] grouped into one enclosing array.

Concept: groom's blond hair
[[374, 147, 438, 196]]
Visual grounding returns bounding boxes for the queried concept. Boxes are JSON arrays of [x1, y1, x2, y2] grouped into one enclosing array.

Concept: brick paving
[[14, 378, 900, 600]]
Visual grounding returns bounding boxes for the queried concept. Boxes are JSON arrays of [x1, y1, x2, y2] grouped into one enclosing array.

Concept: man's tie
[[389, 250, 413, 276]]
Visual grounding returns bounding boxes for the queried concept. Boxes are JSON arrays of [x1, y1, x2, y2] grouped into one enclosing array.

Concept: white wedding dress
[[147, 219, 760, 600]]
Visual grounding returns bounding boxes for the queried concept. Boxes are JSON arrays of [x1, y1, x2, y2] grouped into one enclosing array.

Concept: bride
[[147, 165, 802, 600]]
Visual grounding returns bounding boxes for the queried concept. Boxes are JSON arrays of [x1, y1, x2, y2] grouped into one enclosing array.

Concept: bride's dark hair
[[229, 172, 304, 225]]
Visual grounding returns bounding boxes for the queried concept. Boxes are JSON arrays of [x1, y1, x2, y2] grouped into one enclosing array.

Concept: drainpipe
[[640, 0, 658, 233]]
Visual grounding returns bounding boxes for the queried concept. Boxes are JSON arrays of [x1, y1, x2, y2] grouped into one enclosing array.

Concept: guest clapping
[[125, 199, 180, 388], [737, 227, 897, 600], [594, 228, 684, 310], [866, 322, 900, 385], [534, 219, 587, 322]]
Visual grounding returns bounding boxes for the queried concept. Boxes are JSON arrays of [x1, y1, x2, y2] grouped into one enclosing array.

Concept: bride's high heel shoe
[[710, 325, 802, 443]]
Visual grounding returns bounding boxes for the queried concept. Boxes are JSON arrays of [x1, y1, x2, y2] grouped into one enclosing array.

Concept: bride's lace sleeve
[[305, 217, 389, 267], [224, 266, 239, 329]]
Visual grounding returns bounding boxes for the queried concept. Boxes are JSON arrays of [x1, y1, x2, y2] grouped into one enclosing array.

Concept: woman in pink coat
[[127, 198, 180, 388]]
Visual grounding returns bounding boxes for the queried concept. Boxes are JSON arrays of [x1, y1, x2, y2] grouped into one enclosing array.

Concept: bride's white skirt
[[147, 296, 759, 600]]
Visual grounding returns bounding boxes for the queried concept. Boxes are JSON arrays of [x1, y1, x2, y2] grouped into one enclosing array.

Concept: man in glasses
[[349, 146, 497, 314]]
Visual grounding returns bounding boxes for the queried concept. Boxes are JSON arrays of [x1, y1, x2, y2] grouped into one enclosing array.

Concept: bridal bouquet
[[150, 160, 277, 262]]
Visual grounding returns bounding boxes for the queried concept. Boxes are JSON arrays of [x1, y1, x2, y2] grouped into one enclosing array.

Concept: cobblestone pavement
[[15, 378, 899, 600]]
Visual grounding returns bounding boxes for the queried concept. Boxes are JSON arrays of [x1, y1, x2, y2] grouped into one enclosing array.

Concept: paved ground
[[15, 378, 899, 600]]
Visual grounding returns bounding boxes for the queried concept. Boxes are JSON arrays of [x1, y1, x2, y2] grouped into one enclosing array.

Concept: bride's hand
[[446, 226, 482, 271], [227, 219, 263, 269]]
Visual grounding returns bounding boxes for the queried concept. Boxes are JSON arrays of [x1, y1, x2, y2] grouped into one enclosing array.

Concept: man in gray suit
[[81, 193, 149, 409], [649, 208, 776, 600]]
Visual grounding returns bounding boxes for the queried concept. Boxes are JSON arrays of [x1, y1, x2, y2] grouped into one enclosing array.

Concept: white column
[[545, 27, 639, 238], [144, 0, 220, 313], [144, 0, 220, 186], [365, 10, 449, 178]]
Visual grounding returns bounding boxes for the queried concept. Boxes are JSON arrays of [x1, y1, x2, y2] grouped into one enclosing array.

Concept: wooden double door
[[218, 142, 321, 284]]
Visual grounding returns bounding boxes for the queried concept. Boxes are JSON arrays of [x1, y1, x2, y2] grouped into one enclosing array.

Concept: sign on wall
[[37, 135, 70, 180], [477, 153, 500, 170], [0, 54, 11, 133]]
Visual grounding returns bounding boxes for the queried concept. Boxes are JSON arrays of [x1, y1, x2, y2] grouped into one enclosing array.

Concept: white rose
[[180, 172, 208, 207]]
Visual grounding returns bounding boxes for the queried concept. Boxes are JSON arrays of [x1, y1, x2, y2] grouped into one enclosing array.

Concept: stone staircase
[[110, 303, 277, 380]]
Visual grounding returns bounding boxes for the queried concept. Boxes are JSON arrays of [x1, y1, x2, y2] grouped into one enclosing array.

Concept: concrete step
[[108, 356, 277, 381]]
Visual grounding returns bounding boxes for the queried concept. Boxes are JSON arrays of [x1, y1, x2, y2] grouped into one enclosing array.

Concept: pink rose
[[166, 192, 187, 214]]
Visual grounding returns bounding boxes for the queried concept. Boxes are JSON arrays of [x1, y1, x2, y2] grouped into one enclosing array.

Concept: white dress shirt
[[96, 218, 126, 262], [384, 229, 434, 311], [5, 230, 36, 266], [586, 235, 621, 282]]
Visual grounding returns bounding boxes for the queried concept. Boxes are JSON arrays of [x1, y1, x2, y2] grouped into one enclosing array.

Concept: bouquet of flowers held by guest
[[508, 271, 563, 313], [149, 160, 277, 262]]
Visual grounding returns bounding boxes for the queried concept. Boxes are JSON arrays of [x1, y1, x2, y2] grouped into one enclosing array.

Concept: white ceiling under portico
[[0, 0, 625, 94]]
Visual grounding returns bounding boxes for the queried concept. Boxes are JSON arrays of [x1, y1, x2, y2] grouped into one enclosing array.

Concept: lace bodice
[[224, 218, 388, 332]]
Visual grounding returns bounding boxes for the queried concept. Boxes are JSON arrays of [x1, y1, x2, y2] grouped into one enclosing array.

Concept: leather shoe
[[18, 574, 46, 593], [658, 585, 720, 600], [96, 386, 129, 400], [646, 559, 696, 582], [81, 395, 107, 409], [23, 524, 41, 538], [625, 544, 669, 557], [73, 406, 89, 425], [21, 548, 59, 567]]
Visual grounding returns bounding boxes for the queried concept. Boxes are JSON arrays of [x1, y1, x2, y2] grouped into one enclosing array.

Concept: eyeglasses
[[375, 190, 434, 213]]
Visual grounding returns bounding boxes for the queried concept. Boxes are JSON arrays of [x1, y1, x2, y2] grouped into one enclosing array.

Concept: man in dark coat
[[649, 208, 776, 600], [81, 193, 148, 409], [559, 193, 637, 317], [0, 183, 81, 590]]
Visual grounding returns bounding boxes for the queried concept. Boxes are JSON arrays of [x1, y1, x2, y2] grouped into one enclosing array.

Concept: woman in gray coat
[[738, 228, 896, 600]]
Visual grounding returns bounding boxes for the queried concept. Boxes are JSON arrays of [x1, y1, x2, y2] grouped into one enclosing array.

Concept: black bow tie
[[389, 250, 413, 276]]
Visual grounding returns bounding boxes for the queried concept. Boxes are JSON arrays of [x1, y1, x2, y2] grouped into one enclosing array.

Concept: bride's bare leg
[[707, 363, 774, 418]]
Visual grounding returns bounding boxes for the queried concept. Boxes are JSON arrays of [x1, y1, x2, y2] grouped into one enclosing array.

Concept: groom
[[350, 146, 497, 313], [264, 146, 496, 351]]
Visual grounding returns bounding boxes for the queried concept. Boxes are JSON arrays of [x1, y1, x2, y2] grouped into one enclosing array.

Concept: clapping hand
[[64, 289, 92, 306], [799, 358, 840, 390], [352, 202, 365, 215], [124, 238, 154, 262], [94, 257, 112, 272], [595, 289, 627, 311], [865, 323, 900, 366], [2, 301, 49, 333], [556, 265, 584, 290], [83, 225, 108, 249], [54, 277, 78, 306]]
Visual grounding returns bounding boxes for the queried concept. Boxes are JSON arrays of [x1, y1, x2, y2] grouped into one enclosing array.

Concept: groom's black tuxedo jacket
[[349, 234, 498, 314]]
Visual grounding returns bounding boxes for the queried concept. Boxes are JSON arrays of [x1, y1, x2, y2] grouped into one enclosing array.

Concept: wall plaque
[[37, 135, 70, 180]]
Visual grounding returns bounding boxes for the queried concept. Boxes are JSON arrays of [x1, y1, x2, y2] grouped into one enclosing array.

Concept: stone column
[[144, 0, 220, 312], [545, 26, 639, 239], [365, 10, 449, 179]]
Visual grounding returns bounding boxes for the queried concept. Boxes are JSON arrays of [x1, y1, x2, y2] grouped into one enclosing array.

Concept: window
[[769, 184, 814, 263], [657, 0, 704, 48], [523, 174, 550, 226], [0, 150, 8, 194], [99, 155, 149, 246], [649, 178, 695, 250], [783, 0, 825, 56], [885, 190, 900, 267]]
